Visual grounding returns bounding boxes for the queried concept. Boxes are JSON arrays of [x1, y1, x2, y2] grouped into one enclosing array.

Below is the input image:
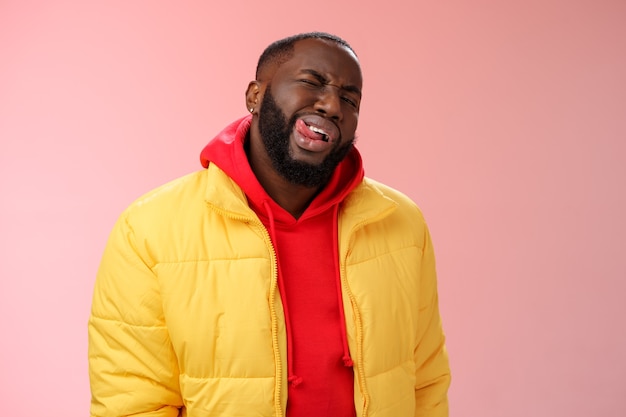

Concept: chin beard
[[257, 86, 354, 188]]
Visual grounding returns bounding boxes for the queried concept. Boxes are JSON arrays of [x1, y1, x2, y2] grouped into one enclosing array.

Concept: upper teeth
[[308, 125, 327, 137]]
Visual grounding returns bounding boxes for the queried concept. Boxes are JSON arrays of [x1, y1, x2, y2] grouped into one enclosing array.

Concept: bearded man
[[88, 32, 451, 417]]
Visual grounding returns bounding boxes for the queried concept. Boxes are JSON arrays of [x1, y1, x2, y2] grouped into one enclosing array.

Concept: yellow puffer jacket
[[88, 163, 450, 417]]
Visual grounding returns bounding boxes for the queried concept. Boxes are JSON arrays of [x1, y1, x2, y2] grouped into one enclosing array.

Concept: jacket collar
[[203, 162, 259, 221]]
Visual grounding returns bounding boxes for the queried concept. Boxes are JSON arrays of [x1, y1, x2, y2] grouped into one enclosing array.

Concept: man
[[88, 32, 450, 417]]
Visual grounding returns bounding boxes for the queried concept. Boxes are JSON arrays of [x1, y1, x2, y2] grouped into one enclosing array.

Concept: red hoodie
[[200, 116, 364, 417]]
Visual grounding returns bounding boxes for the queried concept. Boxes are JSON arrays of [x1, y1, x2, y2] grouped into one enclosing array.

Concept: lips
[[295, 115, 340, 143]]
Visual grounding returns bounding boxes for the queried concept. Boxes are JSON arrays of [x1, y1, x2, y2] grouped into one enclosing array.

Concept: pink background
[[1, 1, 625, 415]]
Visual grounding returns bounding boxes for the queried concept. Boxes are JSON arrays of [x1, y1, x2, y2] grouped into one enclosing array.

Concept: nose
[[314, 85, 343, 121]]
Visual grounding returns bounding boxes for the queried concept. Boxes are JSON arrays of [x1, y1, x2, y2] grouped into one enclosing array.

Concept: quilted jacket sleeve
[[413, 225, 451, 417], [88, 212, 183, 417]]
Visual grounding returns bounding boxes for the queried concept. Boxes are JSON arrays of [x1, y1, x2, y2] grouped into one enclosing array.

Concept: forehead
[[274, 38, 362, 87]]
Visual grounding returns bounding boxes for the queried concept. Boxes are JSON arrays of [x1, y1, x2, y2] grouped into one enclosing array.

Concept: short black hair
[[255, 32, 357, 79]]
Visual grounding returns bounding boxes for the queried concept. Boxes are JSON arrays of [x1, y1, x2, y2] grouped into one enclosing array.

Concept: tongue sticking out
[[295, 119, 327, 142]]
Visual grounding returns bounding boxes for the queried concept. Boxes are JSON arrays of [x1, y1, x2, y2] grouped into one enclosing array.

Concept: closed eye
[[300, 79, 322, 87], [342, 96, 358, 108]]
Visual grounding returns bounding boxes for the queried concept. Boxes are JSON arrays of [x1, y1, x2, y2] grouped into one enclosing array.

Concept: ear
[[245, 81, 261, 114]]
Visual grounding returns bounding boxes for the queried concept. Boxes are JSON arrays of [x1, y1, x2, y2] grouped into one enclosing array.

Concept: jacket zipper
[[206, 204, 283, 416], [339, 258, 368, 417], [342, 208, 397, 417]]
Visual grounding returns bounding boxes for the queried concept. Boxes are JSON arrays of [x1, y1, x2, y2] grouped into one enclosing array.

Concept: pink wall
[[1, 1, 624, 415]]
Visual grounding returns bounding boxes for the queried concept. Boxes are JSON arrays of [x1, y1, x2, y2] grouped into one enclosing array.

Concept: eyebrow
[[301, 69, 362, 96]]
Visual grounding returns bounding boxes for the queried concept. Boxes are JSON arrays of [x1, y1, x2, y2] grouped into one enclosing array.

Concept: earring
[[249, 108, 254, 113]]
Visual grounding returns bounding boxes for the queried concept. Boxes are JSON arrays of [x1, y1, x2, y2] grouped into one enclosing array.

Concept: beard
[[257, 86, 355, 188]]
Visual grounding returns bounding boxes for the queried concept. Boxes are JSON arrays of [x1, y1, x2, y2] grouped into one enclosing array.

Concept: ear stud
[[249, 108, 254, 113]]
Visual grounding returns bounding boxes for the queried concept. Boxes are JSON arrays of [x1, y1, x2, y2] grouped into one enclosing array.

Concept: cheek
[[343, 112, 359, 136], [273, 86, 312, 110]]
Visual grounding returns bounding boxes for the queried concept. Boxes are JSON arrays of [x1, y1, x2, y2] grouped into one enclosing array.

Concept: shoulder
[[351, 177, 427, 222], [128, 170, 206, 210], [113, 170, 208, 243], [364, 177, 423, 207], [340, 177, 431, 250], [101, 170, 211, 266]]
